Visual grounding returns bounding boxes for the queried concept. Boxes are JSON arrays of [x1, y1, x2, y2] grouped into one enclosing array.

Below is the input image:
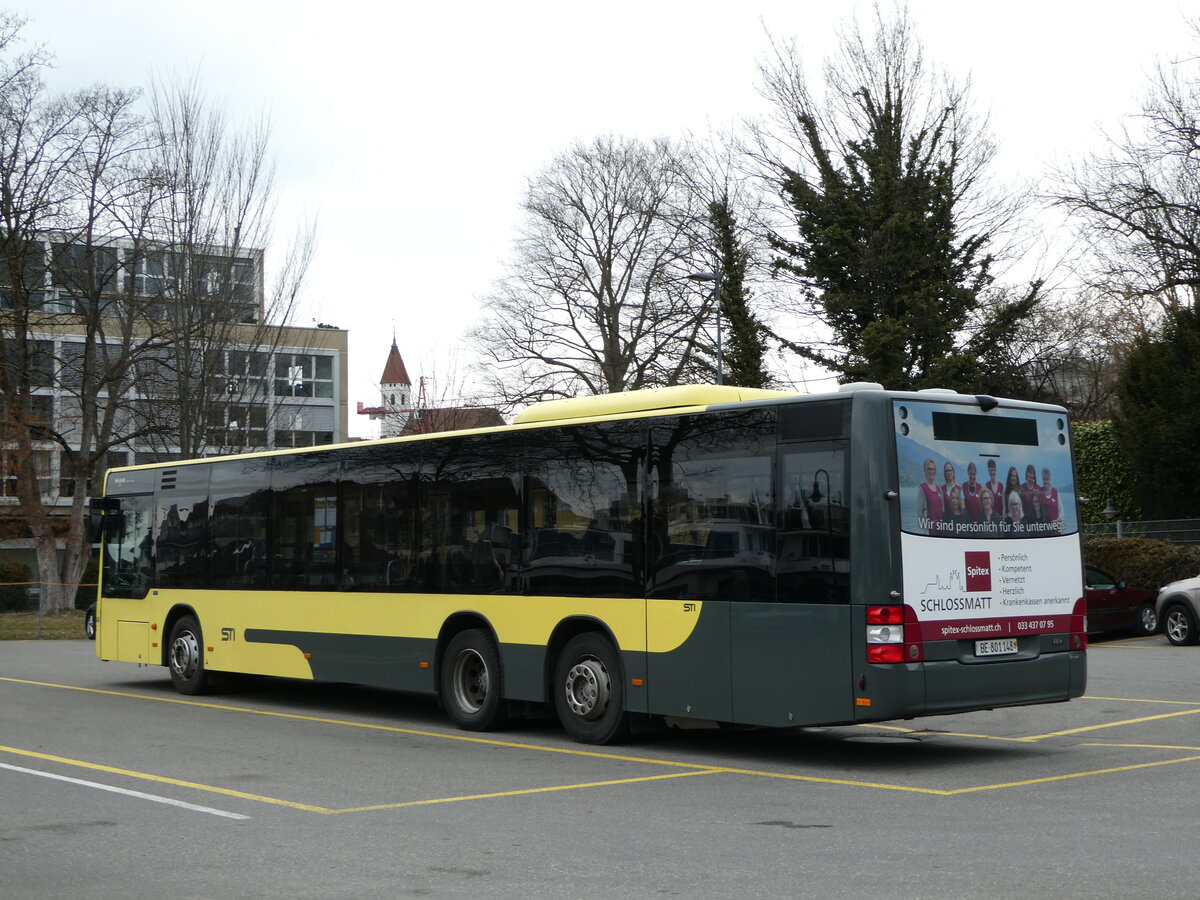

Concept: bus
[[91, 383, 1087, 744]]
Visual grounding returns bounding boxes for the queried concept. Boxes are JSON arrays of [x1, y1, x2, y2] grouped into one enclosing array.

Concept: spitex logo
[[965, 551, 991, 592]]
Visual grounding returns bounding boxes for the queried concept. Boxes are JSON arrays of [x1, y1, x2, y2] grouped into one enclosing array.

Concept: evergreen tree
[[758, 9, 1035, 392], [1115, 307, 1200, 518], [709, 195, 771, 388]]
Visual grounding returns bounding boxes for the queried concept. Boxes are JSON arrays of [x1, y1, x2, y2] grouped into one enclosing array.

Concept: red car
[[1085, 565, 1158, 637]]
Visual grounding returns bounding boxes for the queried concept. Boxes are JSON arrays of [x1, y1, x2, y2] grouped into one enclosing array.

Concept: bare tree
[[470, 135, 715, 407], [132, 74, 314, 458], [0, 23, 316, 612], [1055, 29, 1200, 310], [0, 16, 168, 613], [968, 288, 1155, 419]]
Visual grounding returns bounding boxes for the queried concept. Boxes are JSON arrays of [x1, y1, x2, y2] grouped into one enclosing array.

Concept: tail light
[[866, 605, 923, 663], [1070, 597, 1089, 650]]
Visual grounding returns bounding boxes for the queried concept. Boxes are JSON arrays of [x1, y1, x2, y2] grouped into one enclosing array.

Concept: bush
[[1084, 537, 1200, 591], [0, 562, 33, 612]]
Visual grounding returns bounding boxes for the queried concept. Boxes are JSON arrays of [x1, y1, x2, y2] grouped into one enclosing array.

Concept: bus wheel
[[441, 629, 507, 731], [553, 633, 629, 745], [168, 615, 209, 695]]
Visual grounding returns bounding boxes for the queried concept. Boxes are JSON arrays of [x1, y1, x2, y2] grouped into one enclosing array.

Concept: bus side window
[[270, 452, 341, 590], [155, 465, 211, 590], [778, 444, 849, 604], [649, 411, 776, 603], [420, 434, 523, 596], [101, 495, 152, 599], [523, 420, 644, 599], [210, 458, 270, 589]]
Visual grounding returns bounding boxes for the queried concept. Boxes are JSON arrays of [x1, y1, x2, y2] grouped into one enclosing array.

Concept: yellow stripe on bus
[[98, 591, 705, 669]]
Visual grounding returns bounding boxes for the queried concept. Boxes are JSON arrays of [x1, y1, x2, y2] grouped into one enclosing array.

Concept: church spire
[[380, 338, 411, 387]]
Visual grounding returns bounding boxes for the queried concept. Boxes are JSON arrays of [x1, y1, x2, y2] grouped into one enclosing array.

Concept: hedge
[[1083, 537, 1200, 592]]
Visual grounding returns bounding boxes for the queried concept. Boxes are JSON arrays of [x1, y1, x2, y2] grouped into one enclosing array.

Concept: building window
[[192, 254, 257, 304], [214, 350, 269, 400], [125, 251, 172, 296], [274, 353, 334, 399], [206, 403, 268, 449], [274, 430, 335, 448], [0, 392, 54, 439], [3, 340, 54, 389], [2, 449, 54, 498], [51, 242, 120, 294], [0, 240, 47, 292]]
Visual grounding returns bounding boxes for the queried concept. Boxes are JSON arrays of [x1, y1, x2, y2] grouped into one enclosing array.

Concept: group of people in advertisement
[[915, 457, 1063, 538]]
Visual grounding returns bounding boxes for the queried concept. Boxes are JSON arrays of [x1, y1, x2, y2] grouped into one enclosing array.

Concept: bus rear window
[[896, 401, 1076, 539]]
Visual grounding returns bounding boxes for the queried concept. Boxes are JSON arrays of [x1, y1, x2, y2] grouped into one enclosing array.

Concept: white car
[[1155, 577, 1200, 646]]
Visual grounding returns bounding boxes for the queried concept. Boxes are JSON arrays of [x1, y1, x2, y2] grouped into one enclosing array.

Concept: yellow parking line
[[1092, 637, 1162, 648], [893, 730, 1032, 744], [707, 765, 949, 795], [0, 742, 719, 814], [5, 676, 1200, 804], [933, 755, 1200, 794], [4, 679, 960, 796], [1084, 742, 1200, 752], [1082, 695, 1200, 706], [0, 677, 714, 771], [334, 770, 721, 813], [1021, 707, 1200, 741], [707, 753, 1200, 795], [0, 744, 328, 813]]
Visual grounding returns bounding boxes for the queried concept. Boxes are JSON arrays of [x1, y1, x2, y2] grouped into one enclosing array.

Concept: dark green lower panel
[[245, 630, 437, 693], [499, 642, 546, 703]]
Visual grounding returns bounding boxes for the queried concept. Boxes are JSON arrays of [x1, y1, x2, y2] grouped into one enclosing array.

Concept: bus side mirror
[[87, 498, 123, 542]]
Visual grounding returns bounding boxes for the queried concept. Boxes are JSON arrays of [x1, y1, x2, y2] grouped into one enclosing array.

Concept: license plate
[[975, 638, 1018, 657]]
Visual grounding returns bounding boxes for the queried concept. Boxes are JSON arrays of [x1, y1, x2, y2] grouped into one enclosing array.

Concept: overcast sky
[[8, 0, 1195, 436]]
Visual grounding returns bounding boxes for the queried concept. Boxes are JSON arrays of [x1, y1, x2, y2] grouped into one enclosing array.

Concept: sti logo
[[965, 551, 991, 592]]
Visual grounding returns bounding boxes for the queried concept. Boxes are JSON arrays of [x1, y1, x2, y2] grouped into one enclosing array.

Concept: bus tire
[[1164, 603, 1198, 646], [441, 629, 507, 731], [168, 615, 209, 695], [553, 633, 629, 745]]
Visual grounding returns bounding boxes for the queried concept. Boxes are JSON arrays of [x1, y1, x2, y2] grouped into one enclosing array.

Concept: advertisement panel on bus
[[895, 400, 1082, 646]]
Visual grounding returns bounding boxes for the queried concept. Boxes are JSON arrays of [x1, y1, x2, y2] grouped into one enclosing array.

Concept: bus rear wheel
[[168, 615, 209, 695], [441, 629, 507, 731], [553, 633, 629, 745]]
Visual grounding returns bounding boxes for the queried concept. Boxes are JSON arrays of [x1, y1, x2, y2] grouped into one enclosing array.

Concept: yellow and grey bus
[[92, 384, 1087, 744]]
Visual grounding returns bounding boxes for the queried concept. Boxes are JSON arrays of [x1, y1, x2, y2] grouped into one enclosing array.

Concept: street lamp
[[686, 270, 723, 385]]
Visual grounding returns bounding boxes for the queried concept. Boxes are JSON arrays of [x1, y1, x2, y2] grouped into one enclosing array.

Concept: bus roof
[[513, 385, 802, 425]]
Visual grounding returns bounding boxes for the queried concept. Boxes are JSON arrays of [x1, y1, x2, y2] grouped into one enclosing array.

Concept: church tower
[[379, 339, 412, 438]]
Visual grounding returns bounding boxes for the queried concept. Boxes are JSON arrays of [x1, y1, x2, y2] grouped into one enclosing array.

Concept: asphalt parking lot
[[1, 634, 1197, 899]]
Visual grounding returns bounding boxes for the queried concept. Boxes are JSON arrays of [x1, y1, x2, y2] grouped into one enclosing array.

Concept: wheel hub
[[1167, 611, 1189, 642], [451, 649, 489, 713], [170, 631, 199, 681], [564, 658, 609, 719]]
